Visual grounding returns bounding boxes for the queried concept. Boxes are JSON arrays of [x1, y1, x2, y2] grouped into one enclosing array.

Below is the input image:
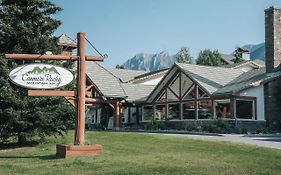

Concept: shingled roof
[[220, 53, 235, 64], [176, 63, 244, 94], [86, 62, 126, 98], [57, 34, 77, 48], [177, 63, 281, 96], [223, 60, 264, 69], [86, 62, 155, 102], [213, 68, 281, 95], [106, 68, 147, 83]]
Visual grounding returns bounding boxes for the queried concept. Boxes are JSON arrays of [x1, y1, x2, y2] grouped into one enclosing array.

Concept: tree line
[[175, 47, 245, 66]]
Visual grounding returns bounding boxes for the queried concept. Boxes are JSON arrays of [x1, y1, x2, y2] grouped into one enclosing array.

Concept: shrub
[[145, 121, 166, 130], [184, 119, 236, 133]]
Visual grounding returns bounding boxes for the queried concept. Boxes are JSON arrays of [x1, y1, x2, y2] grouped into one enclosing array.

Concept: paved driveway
[[146, 133, 281, 150]]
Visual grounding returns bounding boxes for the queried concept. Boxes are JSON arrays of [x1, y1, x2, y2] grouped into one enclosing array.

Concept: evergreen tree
[[115, 64, 125, 69], [233, 48, 245, 63], [196, 49, 222, 66], [0, 0, 75, 145], [175, 47, 192, 64]]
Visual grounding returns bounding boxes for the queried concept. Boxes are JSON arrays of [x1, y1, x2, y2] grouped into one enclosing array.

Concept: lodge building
[[60, 6, 281, 131]]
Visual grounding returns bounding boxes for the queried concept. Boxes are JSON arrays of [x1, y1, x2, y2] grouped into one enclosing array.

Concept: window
[[155, 105, 166, 120], [130, 107, 137, 123], [169, 75, 180, 97], [198, 87, 209, 98], [198, 100, 212, 119], [143, 106, 153, 121], [156, 91, 166, 102], [168, 103, 180, 120], [182, 101, 196, 119], [236, 100, 254, 119], [181, 73, 193, 97], [183, 85, 196, 100], [215, 99, 231, 119], [167, 88, 178, 102]]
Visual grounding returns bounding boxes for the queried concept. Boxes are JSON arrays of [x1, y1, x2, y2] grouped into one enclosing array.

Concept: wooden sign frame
[[5, 32, 103, 158]]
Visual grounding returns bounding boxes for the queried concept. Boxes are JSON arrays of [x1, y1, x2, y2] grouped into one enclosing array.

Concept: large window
[[155, 105, 166, 120], [198, 87, 209, 99], [167, 88, 178, 101], [157, 91, 166, 102], [183, 85, 196, 100], [170, 75, 180, 97], [144, 71, 217, 121], [198, 100, 212, 119], [181, 73, 193, 97], [168, 103, 180, 120], [143, 106, 153, 121], [236, 100, 254, 119], [215, 99, 231, 119], [182, 101, 196, 119]]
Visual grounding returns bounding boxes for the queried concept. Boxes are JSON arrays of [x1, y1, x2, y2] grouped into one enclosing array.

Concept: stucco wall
[[239, 85, 264, 120]]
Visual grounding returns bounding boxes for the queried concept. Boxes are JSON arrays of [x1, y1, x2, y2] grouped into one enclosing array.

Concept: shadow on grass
[[0, 154, 60, 160], [0, 141, 39, 150]]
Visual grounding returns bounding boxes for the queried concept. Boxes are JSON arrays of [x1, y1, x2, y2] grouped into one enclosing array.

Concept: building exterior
[[60, 6, 281, 132], [84, 58, 280, 131]]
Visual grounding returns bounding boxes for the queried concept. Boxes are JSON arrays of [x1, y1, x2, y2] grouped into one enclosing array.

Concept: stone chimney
[[264, 6, 281, 131], [265, 6, 281, 72]]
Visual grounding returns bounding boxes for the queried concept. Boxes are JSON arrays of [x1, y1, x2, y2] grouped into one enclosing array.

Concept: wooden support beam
[[114, 101, 121, 129], [106, 102, 115, 110], [85, 56, 104, 61], [5, 54, 104, 61], [86, 85, 94, 91], [5, 54, 77, 61], [86, 91, 91, 97], [64, 96, 76, 108], [28, 90, 75, 97], [85, 85, 93, 97], [85, 97, 102, 103]]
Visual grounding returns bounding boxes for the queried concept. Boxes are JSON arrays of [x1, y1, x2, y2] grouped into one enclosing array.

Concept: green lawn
[[0, 131, 281, 175]]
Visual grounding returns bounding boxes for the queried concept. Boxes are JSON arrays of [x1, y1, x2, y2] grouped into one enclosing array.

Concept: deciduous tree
[[175, 47, 192, 64], [196, 49, 222, 66]]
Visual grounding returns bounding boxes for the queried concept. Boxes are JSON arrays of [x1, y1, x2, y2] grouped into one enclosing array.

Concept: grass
[[0, 131, 281, 175]]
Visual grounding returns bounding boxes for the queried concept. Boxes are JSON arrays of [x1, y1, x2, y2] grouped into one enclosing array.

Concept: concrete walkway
[[144, 133, 281, 150]]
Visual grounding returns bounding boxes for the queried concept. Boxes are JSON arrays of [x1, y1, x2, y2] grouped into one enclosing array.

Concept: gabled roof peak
[[57, 34, 77, 48]]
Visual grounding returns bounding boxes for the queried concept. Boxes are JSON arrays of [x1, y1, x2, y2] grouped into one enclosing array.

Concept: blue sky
[[52, 0, 281, 68]]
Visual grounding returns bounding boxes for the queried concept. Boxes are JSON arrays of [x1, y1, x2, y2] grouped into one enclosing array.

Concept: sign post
[[75, 32, 86, 145], [6, 32, 103, 158]]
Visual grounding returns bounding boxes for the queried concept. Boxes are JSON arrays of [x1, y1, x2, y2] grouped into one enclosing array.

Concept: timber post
[[114, 100, 120, 129], [75, 32, 86, 145]]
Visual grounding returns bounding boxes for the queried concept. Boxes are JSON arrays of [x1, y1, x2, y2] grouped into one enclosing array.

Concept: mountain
[[242, 42, 265, 60], [122, 43, 265, 71], [122, 51, 177, 71], [27, 66, 60, 75]]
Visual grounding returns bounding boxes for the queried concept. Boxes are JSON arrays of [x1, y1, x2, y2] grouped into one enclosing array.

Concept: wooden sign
[[6, 32, 104, 158], [9, 63, 74, 89]]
